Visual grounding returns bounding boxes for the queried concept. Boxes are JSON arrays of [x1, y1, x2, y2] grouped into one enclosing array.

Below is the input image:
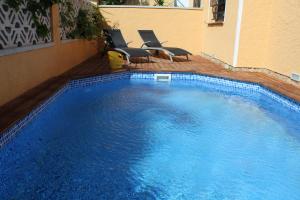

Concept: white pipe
[[232, 0, 244, 67]]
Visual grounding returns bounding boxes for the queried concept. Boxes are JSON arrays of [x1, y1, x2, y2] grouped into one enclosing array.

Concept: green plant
[[73, 7, 104, 40], [59, 0, 76, 39], [154, 0, 164, 6], [101, 0, 125, 5], [5, 0, 104, 40], [4, 0, 23, 10], [5, 0, 62, 38]]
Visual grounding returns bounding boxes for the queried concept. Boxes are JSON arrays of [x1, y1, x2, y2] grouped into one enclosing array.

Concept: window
[[210, 0, 226, 22], [193, 0, 201, 8]]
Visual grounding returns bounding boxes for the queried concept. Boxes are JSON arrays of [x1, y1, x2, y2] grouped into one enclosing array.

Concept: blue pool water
[[1, 78, 300, 199]]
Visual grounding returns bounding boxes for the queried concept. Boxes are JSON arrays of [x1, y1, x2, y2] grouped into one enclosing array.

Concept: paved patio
[[1, 54, 300, 133]]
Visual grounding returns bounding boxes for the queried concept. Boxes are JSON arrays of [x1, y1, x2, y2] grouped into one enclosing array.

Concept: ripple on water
[[1, 79, 300, 199]]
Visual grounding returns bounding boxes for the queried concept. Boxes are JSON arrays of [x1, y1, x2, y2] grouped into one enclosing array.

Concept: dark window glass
[[211, 0, 226, 22], [193, 0, 201, 8]]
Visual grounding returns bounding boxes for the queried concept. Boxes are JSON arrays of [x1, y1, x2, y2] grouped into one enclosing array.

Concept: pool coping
[[1, 70, 300, 149]]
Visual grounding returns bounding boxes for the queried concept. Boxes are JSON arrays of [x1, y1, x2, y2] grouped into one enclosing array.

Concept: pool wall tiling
[[1, 71, 300, 148]]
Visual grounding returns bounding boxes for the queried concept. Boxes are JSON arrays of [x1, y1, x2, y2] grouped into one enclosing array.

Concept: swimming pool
[[1, 72, 300, 199]]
